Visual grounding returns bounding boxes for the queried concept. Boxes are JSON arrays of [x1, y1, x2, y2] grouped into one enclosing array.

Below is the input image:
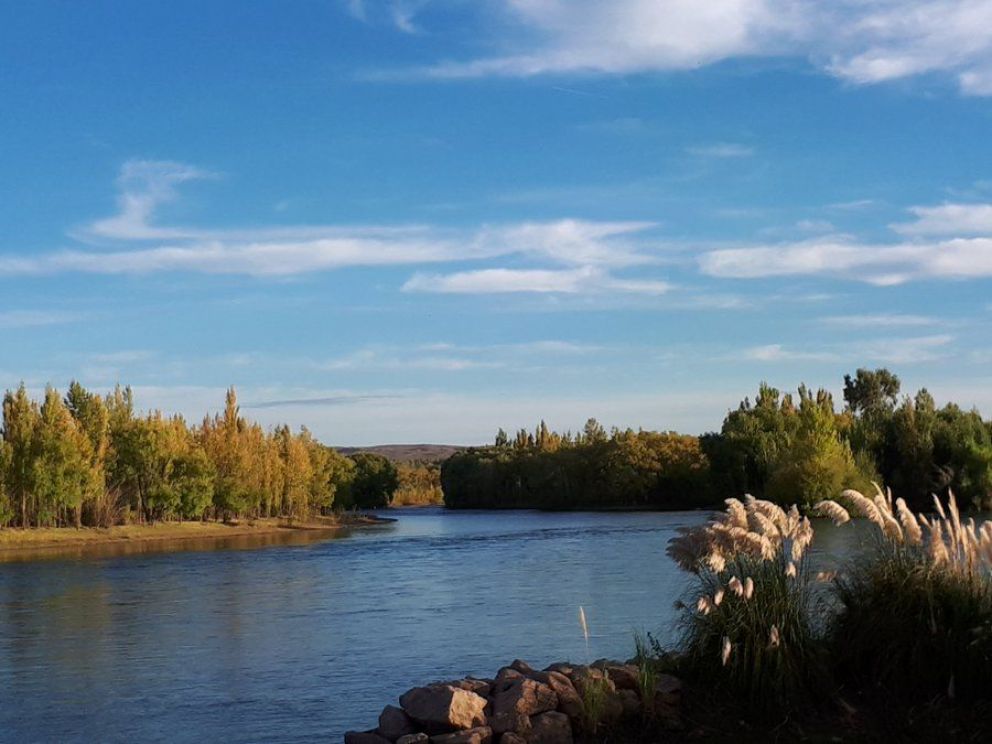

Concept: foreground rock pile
[[344, 658, 682, 744]]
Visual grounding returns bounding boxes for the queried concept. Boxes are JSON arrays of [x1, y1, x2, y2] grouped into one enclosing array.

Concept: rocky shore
[[344, 657, 682, 744]]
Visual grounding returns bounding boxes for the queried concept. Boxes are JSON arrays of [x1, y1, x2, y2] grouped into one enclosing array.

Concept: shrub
[[667, 496, 829, 715], [821, 487, 992, 701]]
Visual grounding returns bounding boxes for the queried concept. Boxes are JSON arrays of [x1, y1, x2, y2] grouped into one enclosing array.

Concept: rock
[[654, 673, 683, 706], [492, 667, 524, 694], [606, 664, 640, 692], [543, 663, 573, 677], [618, 689, 641, 717], [379, 705, 416, 740], [528, 712, 573, 744], [568, 666, 615, 697], [527, 672, 582, 720], [429, 726, 493, 744], [344, 732, 391, 744], [450, 678, 493, 698], [498, 734, 526, 744], [508, 659, 534, 675], [400, 685, 488, 732], [397, 735, 429, 744], [491, 678, 557, 735]]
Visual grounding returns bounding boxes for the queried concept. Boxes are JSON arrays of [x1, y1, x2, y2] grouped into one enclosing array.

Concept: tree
[[2, 384, 39, 527], [32, 387, 99, 527], [843, 368, 901, 415], [348, 453, 399, 509], [765, 387, 873, 507]]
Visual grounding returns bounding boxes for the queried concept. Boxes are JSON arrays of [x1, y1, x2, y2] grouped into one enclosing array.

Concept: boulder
[[543, 663, 573, 677], [450, 678, 493, 698], [400, 685, 488, 732], [567, 666, 615, 697], [429, 726, 493, 744], [491, 678, 556, 735], [379, 705, 416, 740], [527, 712, 573, 744], [397, 735, 429, 744], [618, 689, 641, 718], [654, 673, 683, 706], [492, 667, 524, 694], [498, 734, 526, 744], [602, 664, 640, 692], [527, 672, 582, 720], [344, 732, 391, 744], [508, 659, 534, 675]]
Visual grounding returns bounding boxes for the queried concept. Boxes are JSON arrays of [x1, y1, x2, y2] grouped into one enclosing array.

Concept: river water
[[0, 508, 865, 743]]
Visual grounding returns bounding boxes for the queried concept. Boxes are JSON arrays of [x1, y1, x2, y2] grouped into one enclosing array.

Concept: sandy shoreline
[[0, 514, 391, 554]]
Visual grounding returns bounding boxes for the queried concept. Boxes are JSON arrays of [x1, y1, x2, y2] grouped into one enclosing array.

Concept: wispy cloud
[[698, 236, 992, 285], [742, 334, 954, 365], [375, 0, 992, 96], [3, 162, 670, 293], [687, 143, 754, 158], [245, 393, 401, 409], [817, 314, 939, 327], [0, 310, 82, 329], [403, 266, 672, 295]]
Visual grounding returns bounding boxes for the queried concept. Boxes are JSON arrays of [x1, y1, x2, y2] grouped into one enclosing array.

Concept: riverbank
[[0, 513, 391, 554]]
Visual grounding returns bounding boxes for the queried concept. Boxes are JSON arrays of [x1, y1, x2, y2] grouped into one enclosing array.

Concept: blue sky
[[3, 0, 992, 444]]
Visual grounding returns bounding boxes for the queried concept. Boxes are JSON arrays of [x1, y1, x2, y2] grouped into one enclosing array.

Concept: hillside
[[335, 444, 464, 463]]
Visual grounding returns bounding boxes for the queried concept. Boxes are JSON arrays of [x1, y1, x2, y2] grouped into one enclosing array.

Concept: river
[[0, 508, 866, 743]]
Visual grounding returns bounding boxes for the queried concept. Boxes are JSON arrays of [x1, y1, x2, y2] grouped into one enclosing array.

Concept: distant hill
[[335, 444, 465, 463]]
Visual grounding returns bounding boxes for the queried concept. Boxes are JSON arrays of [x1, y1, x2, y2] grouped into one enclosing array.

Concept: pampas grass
[[668, 496, 828, 714], [819, 487, 992, 701]]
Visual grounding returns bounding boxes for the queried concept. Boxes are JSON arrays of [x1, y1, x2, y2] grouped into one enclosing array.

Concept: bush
[[827, 489, 992, 701], [667, 496, 829, 715]]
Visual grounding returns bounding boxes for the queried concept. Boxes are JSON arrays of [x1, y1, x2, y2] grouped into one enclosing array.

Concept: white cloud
[[5, 161, 666, 287], [894, 202, 992, 236], [403, 266, 671, 294], [698, 236, 992, 285], [83, 160, 216, 242], [390, 0, 992, 95]]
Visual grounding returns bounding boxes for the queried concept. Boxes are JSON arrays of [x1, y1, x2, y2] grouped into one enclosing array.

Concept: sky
[[2, 0, 992, 445]]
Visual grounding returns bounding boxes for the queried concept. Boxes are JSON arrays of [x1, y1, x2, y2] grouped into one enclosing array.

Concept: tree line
[[0, 383, 399, 528], [442, 369, 992, 512]]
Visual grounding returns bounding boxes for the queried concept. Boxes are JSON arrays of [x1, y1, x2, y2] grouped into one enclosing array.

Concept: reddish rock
[[492, 667, 524, 694], [508, 659, 534, 675], [527, 671, 582, 720], [491, 678, 556, 735], [428, 726, 493, 744], [400, 685, 487, 731], [379, 704, 416, 740], [397, 735, 429, 744], [528, 711, 573, 744]]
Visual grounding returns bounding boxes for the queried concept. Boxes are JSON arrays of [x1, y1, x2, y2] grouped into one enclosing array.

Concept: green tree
[[2, 384, 39, 527], [348, 452, 399, 509], [32, 387, 99, 527]]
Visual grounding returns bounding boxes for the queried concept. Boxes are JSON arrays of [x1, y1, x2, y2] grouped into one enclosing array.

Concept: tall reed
[[817, 486, 992, 701], [667, 496, 828, 714]]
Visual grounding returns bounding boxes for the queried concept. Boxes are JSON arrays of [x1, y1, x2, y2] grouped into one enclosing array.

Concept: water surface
[[0, 508, 864, 743]]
